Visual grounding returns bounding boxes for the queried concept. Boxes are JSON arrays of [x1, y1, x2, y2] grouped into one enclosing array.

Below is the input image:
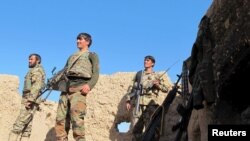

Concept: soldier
[[126, 55, 168, 141], [55, 32, 99, 141], [8, 53, 46, 141]]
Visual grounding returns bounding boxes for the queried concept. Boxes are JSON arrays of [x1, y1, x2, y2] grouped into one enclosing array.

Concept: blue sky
[[0, 0, 212, 101], [0, 0, 212, 133]]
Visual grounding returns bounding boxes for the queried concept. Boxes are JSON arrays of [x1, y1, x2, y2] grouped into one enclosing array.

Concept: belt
[[68, 76, 90, 81], [68, 86, 82, 93]]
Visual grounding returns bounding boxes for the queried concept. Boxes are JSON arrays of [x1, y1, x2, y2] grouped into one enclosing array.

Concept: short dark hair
[[77, 32, 92, 47], [29, 53, 42, 64], [144, 55, 155, 64]]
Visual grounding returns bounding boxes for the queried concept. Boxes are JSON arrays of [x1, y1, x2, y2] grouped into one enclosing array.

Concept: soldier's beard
[[29, 63, 36, 68]]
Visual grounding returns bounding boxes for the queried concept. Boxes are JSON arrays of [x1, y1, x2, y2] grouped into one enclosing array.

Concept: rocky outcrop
[[155, 1, 250, 140], [206, 0, 250, 123]]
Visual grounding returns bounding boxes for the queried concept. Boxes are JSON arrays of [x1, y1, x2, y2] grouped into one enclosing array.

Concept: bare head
[[76, 32, 92, 50], [28, 53, 41, 68], [144, 55, 155, 68]]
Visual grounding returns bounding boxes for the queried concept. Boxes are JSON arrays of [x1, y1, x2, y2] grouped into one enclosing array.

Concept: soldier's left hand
[[81, 84, 90, 95], [153, 80, 160, 88]]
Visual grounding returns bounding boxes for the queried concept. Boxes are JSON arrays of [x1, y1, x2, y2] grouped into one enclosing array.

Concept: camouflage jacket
[[127, 71, 168, 106], [23, 64, 46, 103]]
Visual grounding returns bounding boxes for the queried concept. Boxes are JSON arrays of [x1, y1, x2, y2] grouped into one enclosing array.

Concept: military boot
[[8, 131, 19, 141]]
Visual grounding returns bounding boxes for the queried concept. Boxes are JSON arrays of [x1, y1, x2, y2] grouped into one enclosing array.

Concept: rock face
[[157, 0, 250, 140], [0, 72, 174, 141], [205, 0, 250, 123]]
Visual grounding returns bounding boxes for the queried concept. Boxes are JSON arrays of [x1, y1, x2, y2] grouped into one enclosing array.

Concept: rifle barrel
[[141, 73, 182, 141], [159, 59, 180, 78]]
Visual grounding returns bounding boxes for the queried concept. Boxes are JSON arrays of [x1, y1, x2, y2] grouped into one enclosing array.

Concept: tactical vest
[[23, 70, 32, 93], [23, 64, 45, 93], [67, 51, 92, 78]]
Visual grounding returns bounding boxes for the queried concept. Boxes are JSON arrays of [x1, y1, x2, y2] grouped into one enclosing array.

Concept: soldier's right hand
[[25, 101, 32, 109], [80, 84, 90, 95]]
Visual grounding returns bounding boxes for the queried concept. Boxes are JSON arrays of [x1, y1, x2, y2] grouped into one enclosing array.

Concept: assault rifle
[[141, 73, 182, 141], [35, 66, 67, 102], [35, 67, 59, 102], [172, 95, 192, 141], [172, 58, 193, 141], [133, 80, 143, 117], [46, 66, 69, 92]]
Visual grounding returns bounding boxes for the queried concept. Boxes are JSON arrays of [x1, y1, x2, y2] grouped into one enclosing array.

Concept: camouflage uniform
[[127, 71, 168, 141], [11, 64, 45, 139], [55, 51, 99, 141]]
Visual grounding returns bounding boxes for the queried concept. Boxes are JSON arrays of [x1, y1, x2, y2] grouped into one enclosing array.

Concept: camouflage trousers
[[132, 105, 159, 141], [11, 101, 37, 137], [55, 91, 87, 141]]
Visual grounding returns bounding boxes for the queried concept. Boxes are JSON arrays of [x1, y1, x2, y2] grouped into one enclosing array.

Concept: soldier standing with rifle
[[55, 32, 99, 141], [126, 55, 168, 141], [8, 53, 46, 141]]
